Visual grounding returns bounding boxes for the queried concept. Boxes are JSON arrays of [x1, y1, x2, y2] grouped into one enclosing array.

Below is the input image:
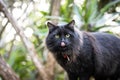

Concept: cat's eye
[[55, 35, 60, 39], [66, 34, 70, 38]]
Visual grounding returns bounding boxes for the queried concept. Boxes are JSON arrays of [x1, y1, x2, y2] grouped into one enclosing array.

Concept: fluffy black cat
[[45, 20, 120, 80]]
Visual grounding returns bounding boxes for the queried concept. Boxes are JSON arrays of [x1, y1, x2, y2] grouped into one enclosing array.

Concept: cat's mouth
[[63, 54, 70, 62]]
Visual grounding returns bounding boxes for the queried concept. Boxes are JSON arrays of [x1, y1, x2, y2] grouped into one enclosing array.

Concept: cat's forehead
[[55, 26, 73, 34], [55, 24, 74, 33], [56, 26, 66, 32], [57, 25, 66, 29]]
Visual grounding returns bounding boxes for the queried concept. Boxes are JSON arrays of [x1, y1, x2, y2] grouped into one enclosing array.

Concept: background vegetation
[[0, 0, 120, 80]]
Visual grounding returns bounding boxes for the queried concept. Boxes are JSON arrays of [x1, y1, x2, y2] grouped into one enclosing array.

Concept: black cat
[[45, 20, 120, 80]]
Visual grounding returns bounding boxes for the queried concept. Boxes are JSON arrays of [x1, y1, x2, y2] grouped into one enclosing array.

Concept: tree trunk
[[45, 0, 61, 80], [50, 0, 61, 24], [0, 55, 20, 80], [0, 0, 49, 80]]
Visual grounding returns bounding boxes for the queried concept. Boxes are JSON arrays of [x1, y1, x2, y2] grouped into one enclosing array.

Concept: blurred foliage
[[73, 0, 120, 31], [8, 45, 36, 80], [0, 0, 120, 80], [60, 0, 74, 22]]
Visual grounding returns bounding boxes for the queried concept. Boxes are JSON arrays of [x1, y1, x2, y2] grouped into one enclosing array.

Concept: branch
[[50, 0, 61, 24], [6, 34, 16, 60], [0, 20, 9, 39], [0, 55, 20, 80], [0, 0, 49, 80], [45, 0, 61, 80]]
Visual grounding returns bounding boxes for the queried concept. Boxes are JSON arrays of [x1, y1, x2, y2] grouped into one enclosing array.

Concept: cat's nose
[[61, 42, 66, 47]]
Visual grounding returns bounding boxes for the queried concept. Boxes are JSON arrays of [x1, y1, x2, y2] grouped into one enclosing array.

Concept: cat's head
[[46, 20, 80, 55]]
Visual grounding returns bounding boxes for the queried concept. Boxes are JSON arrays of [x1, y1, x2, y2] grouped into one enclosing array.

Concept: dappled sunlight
[[24, 27, 33, 38], [100, 26, 120, 34], [0, 0, 120, 80]]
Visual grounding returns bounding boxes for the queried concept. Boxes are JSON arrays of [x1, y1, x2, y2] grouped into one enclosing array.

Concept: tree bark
[[0, 55, 20, 80], [45, 0, 61, 80], [0, 0, 49, 80], [50, 0, 61, 24]]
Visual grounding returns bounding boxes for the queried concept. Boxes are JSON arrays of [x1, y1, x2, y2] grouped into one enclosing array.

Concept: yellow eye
[[55, 35, 60, 38], [66, 34, 70, 38]]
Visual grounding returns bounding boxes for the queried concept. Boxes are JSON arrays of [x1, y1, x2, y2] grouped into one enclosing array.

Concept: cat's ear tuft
[[47, 22, 56, 30], [67, 20, 75, 28]]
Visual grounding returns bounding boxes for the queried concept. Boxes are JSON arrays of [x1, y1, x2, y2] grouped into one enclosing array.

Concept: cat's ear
[[67, 20, 75, 29], [47, 22, 56, 30]]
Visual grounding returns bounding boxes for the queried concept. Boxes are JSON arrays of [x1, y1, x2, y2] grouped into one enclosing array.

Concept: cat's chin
[[57, 46, 68, 52], [61, 47, 68, 51], [61, 49, 72, 55]]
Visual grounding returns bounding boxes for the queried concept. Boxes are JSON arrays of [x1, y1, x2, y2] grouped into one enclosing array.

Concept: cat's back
[[91, 32, 120, 43], [90, 32, 120, 53]]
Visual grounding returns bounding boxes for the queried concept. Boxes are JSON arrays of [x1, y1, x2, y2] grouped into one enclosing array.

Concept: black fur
[[45, 20, 120, 80]]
